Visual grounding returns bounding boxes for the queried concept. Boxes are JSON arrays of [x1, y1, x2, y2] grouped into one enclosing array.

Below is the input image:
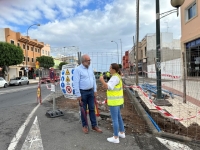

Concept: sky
[[0, 0, 182, 71]]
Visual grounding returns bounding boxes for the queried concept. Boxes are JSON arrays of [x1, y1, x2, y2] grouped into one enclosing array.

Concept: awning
[[20, 67, 25, 70]]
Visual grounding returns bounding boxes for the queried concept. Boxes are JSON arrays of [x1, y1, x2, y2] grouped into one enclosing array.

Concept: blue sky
[[0, 0, 182, 71]]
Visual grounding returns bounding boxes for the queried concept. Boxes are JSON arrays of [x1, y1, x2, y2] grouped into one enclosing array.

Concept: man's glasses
[[85, 59, 91, 62]]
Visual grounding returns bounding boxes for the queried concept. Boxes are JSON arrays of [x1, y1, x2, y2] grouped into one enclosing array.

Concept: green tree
[[58, 62, 68, 70], [36, 56, 55, 69], [0, 42, 23, 77]]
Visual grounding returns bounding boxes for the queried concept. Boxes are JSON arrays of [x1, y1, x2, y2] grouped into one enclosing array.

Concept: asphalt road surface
[[0, 84, 51, 150]]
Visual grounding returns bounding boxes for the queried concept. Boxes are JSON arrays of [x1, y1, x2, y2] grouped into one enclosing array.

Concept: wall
[[8, 68, 17, 80], [0, 28, 5, 41], [147, 58, 181, 79], [181, 0, 200, 44]]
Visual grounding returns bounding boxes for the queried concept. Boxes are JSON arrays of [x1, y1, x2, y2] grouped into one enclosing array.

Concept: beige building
[[129, 32, 181, 78], [0, 28, 44, 80], [60, 56, 78, 65], [41, 44, 50, 56], [181, 0, 200, 78]]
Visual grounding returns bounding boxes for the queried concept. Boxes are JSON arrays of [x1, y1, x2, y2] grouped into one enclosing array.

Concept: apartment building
[[0, 28, 44, 80], [60, 55, 78, 65], [128, 42, 143, 74], [41, 44, 50, 56], [180, 0, 200, 78]]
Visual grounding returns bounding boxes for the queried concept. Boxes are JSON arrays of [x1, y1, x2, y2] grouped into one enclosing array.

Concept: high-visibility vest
[[107, 73, 124, 106]]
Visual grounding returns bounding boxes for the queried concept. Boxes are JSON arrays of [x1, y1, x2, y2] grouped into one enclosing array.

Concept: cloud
[[0, 0, 181, 55]]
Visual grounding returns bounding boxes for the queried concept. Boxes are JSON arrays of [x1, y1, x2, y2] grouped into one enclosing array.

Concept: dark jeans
[[80, 89, 97, 127]]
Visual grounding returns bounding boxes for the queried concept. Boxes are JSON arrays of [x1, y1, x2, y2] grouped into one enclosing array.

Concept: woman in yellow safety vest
[[99, 63, 125, 144]]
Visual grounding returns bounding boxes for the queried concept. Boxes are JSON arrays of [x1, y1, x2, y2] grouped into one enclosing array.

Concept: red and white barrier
[[126, 71, 181, 79], [131, 85, 200, 121]]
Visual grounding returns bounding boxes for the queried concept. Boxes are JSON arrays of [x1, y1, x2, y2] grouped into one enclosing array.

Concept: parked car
[[0, 77, 8, 88], [9, 76, 29, 86]]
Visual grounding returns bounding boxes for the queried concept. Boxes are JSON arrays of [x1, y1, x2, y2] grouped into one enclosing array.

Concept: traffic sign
[[65, 69, 70, 75], [60, 64, 77, 99], [66, 76, 70, 82], [61, 76, 65, 81], [61, 82, 65, 88], [66, 86, 72, 93]]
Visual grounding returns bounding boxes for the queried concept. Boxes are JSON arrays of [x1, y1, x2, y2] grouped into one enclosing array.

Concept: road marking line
[[7, 104, 40, 150], [7, 93, 51, 150], [156, 137, 193, 150], [21, 116, 44, 150]]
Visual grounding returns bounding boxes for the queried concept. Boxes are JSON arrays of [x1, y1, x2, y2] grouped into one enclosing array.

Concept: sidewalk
[[25, 99, 169, 150]]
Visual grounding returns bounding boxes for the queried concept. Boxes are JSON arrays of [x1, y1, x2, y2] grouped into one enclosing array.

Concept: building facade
[[41, 44, 50, 56], [0, 28, 44, 80], [129, 32, 181, 79], [181, 0, 200, 78]]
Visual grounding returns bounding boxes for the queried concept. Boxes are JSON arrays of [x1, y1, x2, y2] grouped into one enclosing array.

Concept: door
[[19, 71, 22, 77], [20, 77, 25, 84]]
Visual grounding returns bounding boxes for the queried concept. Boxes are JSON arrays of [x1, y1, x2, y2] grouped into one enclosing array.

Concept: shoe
[[92, 126, 103, 133], [118, 132, 125, 138], [107, 136, 119, 143], [82, 126, 88, 134]]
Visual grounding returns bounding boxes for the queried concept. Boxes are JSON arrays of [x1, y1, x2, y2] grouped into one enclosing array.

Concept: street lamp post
[[111, 41, 119, 64], [119, 39, 122, 65], [63, 47, 66, 62], [155, 0, 185, 102], [26, 24, 40, 78]]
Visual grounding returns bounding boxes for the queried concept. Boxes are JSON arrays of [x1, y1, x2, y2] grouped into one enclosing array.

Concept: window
[[28, 57, 29, 62], [24, 57, 25, 61], [187, 2, 197, 20], [31, 47, 33, 51], [38, 49, 40, 53], [35, 48, 37, 52], [10, 40, 14, 45], [45, 51, 47, 55], [17, 43, 20, 47], [27, 46, 29, 50], [32, 58, 34, 62], [23, 44, 25, 49], [42, 50, 44, 54], [145, 47, 147, 57]]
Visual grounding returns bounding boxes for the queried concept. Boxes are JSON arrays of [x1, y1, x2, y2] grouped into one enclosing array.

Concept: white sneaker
[[107, 136, 119, 143], [118, 132, 125, 138]]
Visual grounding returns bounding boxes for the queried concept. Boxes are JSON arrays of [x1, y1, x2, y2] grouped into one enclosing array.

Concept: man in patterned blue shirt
[[73, 54, 102, 134]]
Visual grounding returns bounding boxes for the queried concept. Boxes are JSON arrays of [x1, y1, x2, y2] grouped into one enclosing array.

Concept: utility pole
[[155, 0, 162, 99], [135, 0, 139, 86]]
